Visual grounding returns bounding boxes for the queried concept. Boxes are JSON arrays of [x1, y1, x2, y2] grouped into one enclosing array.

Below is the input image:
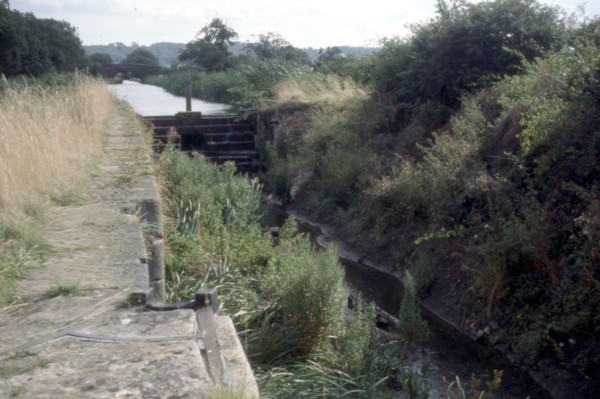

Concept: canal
[[109, 80, 230, 116], [112, 80, 551, 399]]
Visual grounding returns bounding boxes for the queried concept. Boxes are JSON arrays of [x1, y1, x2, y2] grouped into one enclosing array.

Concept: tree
[[121, 48, 159, 66], [315, 46, 357, 75], [316, 46, 342, 65], [39, 18, 86, 72], [179, 18, 238, 71], [0, 0, 21, 75], [244, 32, 312, 65], [88, 52, 112, 76], [368, 0, 566, 130], [0, 1, 86, 77], [89, 52, 112, 64]]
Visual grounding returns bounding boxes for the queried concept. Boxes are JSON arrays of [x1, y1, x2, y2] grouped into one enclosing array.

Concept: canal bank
[[109, 80, 596, 398], [0, 104, 257, 398], [256, 100, 597, 399]]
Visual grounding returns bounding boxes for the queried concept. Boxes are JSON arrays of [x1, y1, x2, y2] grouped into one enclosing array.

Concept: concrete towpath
[[0, 105, 258, 398]]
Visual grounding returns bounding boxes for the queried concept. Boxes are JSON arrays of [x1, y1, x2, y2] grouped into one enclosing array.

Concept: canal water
[[108, 80, 231, 116], [113, 82, 551, 399]]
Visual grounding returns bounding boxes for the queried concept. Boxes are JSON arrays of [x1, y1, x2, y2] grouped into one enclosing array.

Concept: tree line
[[176, 18, 355, 73], [0, 1, 162, 78], [0, 0, 87, 77]]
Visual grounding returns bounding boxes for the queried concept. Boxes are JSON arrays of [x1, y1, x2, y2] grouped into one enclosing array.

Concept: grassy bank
[[263, 43, 600, 391], [146, 1, 597, 395], [0, 74, 113, 309]]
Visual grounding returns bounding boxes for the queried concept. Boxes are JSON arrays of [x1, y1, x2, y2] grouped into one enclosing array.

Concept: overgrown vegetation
[[251, 1, 599, 395], [359, 44, 599, 374], [144, 0, 599, 395], [0, 73, 113, 309], [363, 0, 567, 133], [147, 57, 361, 107], [159, 151, 397, 398], [397, 271, 430, 345]]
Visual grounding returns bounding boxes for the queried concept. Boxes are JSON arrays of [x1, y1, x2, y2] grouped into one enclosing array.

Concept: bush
[[191, 70, 246, 103], [269, 98, 378, 216], [367, 96, 493, 233], [367, 0, 566, 131]]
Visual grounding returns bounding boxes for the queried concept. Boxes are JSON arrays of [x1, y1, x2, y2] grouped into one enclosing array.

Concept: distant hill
[[84, 42, 379, 67]]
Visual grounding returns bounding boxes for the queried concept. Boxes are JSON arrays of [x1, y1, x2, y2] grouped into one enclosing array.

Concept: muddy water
[[290, 213, 549, 399]]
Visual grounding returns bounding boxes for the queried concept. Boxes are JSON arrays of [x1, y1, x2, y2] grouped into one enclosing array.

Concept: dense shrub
[[264, 97, 378, 220], [361, 44, 600, 375], [365, 0, 566, 131], [367, 96, 492, 232]]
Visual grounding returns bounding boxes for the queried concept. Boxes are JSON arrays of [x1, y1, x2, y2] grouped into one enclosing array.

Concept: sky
[[9, 0, 600, 49]]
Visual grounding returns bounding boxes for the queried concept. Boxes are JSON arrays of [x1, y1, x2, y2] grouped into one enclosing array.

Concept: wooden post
[[185, 79, 192, 112]]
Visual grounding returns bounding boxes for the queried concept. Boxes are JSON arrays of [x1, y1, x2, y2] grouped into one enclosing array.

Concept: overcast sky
[[9, 0, 600, 48]]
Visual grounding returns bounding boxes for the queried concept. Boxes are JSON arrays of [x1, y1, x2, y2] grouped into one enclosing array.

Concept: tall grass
[[0, 73, 113, 308], [160, 151, 397, 398], [261, 219, 347, 352], [0, 73, 112, 222], [274, 74, 366, 105]]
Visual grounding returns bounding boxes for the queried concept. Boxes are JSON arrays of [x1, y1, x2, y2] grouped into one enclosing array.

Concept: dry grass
[[274, 74, 366, 105], [0, 74, 113, 224], [0, 73, 113, 308]]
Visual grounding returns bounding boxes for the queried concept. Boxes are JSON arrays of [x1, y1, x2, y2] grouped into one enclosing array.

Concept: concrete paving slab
[[1, 338, 215, 399]]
